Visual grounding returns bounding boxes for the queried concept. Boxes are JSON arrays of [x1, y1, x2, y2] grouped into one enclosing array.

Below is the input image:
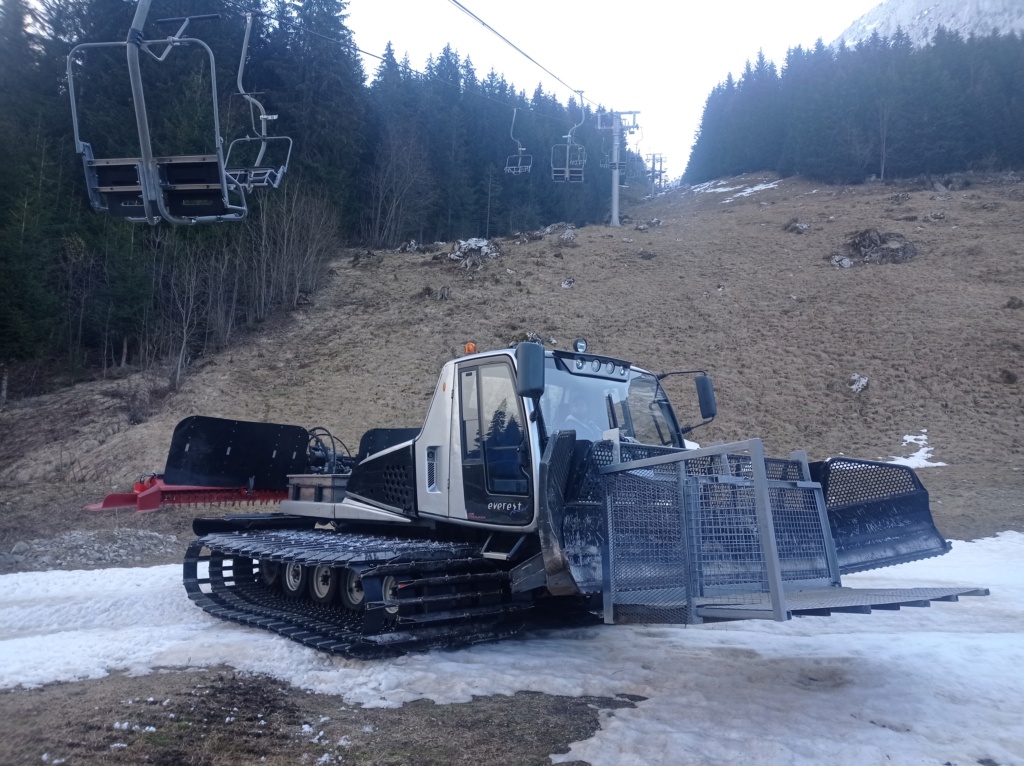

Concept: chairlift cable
[[218, 0, 580, 127], [446, 0, 604, 109]]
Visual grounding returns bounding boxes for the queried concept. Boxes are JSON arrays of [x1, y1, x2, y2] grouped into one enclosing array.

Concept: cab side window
[[460, 363, 529, 495], [460, 369, 481, 461]]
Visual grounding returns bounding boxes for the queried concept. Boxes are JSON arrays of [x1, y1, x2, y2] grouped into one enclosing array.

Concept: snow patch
[[0, 535, 1019, 765], [887, 428, 946, 467], [722, 181, 779, 202]]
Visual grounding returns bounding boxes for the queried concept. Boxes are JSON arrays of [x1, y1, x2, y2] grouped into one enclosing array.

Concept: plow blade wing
[[164, 416, 309, 490], [810, 458, 951, 575]]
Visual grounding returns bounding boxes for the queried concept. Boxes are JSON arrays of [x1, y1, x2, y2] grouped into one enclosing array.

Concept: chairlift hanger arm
[[509, 107, 525, 152], [235, 11, 271, 161], [568, 90, 585, 142], [505, 107, 532, 174]]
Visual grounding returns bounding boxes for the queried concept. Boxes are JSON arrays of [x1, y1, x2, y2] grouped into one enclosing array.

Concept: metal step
[[695, 586, 990, 621]]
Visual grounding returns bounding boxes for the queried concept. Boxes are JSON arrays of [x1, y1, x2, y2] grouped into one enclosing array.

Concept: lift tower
[[646, 153, 665, 196], [597, 111, 639, 226]]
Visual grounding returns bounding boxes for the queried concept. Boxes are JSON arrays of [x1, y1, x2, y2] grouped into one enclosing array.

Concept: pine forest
[[2, 0, 1024, 393]]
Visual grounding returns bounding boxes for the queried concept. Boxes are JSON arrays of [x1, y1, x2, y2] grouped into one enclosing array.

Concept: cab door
[[452, 360, 533, 525]]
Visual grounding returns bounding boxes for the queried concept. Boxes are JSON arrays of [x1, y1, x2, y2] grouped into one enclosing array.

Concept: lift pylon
[[645, 153, 666, 195], [597, 110, 640, 226]]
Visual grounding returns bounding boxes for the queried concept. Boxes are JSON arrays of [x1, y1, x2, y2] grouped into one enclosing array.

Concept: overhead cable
[[216, 0, 579, 125], [446, 0, 600, 108]]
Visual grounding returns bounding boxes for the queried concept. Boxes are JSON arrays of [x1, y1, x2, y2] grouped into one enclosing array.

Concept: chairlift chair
[[551, 92, 586, 183], [67, 1, 290, 225], [224, 12, 292, 192], [504, 108, 532, 175], [505, 150, 533, 175], [626, 154, 646, 179], [551, 143, 587, 183]]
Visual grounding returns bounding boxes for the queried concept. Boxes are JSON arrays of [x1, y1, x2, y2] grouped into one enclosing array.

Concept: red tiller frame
[[85, 474, 286, 513]]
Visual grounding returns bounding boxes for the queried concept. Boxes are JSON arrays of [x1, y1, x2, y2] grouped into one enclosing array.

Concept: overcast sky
[[345, 0, 885, 180]]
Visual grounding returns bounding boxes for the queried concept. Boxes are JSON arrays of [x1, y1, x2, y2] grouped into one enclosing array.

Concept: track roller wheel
[[381, 574, 401, 619], [340, 568, 366, 611], [258, 559, 281, 588], [281, 562, 308, 598], [309, 565, 339, 604]]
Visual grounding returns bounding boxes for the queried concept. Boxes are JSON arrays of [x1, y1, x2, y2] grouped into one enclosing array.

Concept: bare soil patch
[[0, 667, 634, 765]]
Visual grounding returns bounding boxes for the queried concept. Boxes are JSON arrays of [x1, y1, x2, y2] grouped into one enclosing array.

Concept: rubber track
[[183, 529, 530, 657]]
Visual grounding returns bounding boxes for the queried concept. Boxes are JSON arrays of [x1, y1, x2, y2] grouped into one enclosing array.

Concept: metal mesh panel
[[681, 453, 748, 479], [382, 463, 413, 510], [596, 440, 837, 623], [688, 479, 767, 596], [561, 506, 606, 590], [679, 454, 804, 482], [557, 436, 607, 591], [617, 443, 681, 463], [545, 432, 577, 509], [820, 458, 920, 508], [768, 486, 832, 583], [605, 462, 692, 624], [573, 450, 607, 505], [688, 478, 832, 597], [765, 458, 806, 482]]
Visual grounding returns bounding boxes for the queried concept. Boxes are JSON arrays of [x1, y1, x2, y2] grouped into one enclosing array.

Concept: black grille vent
[[426, 447, 437, 491], [347, 445, 417, 513]]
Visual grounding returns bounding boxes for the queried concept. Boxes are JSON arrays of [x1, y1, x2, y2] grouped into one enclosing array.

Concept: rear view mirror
[[515, 342, 545, 399], [696, 375, 717, 420]]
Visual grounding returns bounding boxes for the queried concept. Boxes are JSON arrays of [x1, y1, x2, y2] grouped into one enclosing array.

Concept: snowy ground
[[1, 532, 1021, 765]]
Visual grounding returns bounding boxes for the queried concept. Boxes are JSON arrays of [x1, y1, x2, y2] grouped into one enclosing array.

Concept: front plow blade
[[810, 458, 951, 575]]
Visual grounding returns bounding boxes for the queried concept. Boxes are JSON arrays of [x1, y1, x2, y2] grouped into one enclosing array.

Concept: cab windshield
[[538, 356, 682, 446]]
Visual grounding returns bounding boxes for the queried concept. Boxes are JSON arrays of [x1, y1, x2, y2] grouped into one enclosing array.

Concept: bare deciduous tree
[[365, 122, 435, 248], [167, 240, 205, 391]]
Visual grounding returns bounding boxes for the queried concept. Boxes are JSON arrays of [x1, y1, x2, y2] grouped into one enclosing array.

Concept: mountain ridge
[[835, 0, 1024, 48]]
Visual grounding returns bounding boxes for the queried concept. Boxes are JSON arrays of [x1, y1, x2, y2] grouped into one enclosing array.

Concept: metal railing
[[597, 439, 838, 624]]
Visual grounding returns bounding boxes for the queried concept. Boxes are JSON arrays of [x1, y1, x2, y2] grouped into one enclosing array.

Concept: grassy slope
[[1, 172, 1022, 544]]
